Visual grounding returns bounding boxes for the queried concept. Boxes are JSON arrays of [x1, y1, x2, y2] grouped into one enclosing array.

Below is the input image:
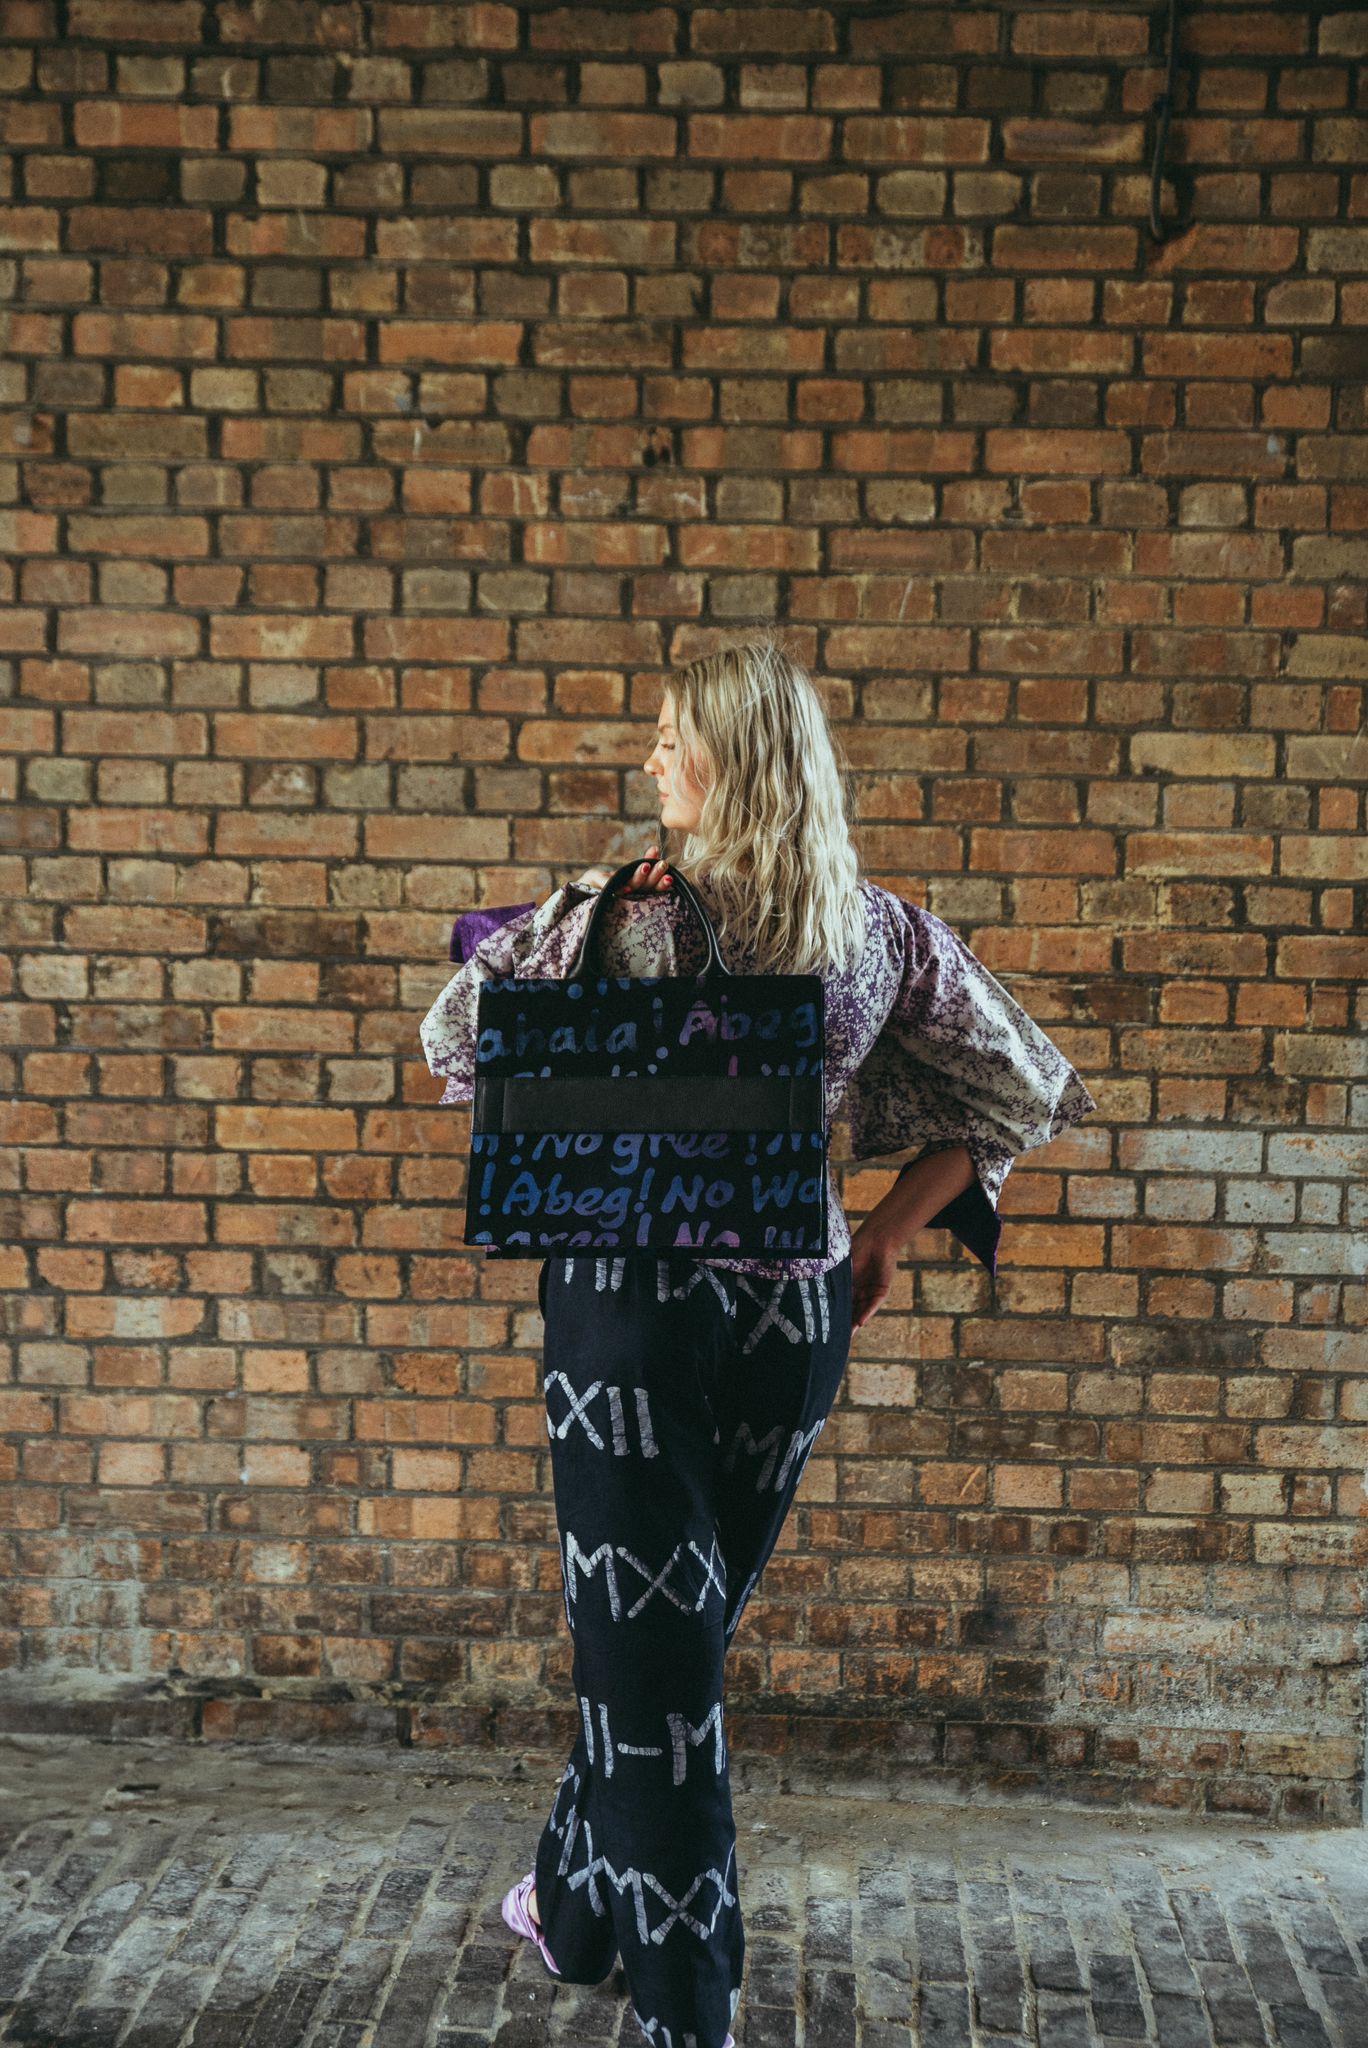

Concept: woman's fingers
[[630, 845, 672, 892], [849, 1233, 895, 1331], [852, 1283, 888, 1332]]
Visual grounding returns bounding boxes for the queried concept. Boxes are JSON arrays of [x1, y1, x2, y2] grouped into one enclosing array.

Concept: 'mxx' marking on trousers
[[563, 1532, 726, 1622], [555, 1814, 738, 1947]]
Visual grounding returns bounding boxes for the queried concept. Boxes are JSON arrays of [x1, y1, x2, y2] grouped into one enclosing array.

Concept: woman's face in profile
[[644, 691, 708, 834]]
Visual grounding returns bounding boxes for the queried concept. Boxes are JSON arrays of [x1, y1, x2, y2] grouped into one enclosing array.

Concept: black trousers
[[531, 1250, 853, 2048]]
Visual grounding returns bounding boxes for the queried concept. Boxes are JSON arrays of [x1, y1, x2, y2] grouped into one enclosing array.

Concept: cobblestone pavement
[[1, 1734, 1366, 2048]]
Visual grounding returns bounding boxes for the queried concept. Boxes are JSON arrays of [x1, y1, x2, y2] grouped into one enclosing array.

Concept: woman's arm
[[449, 849, 673, 963], [849, 1141, 977, 1332]]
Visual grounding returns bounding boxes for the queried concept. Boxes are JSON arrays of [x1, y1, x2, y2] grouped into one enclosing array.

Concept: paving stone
[[972, 1948, 1029, 2034], [918, 1978, 973, 2047], [31, 1853, 112, 1917], [1032, 1991, 1095, 2047], [0, 1916, 64, 2004], [4, 1953, 97, 2043], [360, 1863, 435, 1939], [244, 1971, 329, 2048], [63, 1878, 147, 1956], [1269, 2008, 1333, 2048], [38, 2017, 124, 2048], [741, 1937, 799, 2009], [1026, 1913, 1087, 1994], [177, 1888, 256, 1968], [1287, 1905, 1357, 1977], [143, 1853, 222, 1919], [803, 1964, 856, 2046], [2, 1825, 75, 1883], [311, 1936, 392, 2022], [1149, 1994, 1214, 2048], [112, 1962, 218, 2048], [803, 1896, 852, 1965], [1173, 1893, 1239, 1965], [81, 1914, 183, 2016], [863, 1951, 915, 2022], [395, 1818, 452, 1863]]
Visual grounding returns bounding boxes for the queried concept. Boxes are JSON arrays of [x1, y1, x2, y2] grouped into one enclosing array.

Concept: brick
[[658, 62, 725, 108], [692, 8, 835, 54], [831, 430, 975, 474], [531, 112, 676, 157], [1013, 13, 1149, 57], [1151, 224, 1300, 273], [529, 219, 676, 266], [843, 117, 991, 164], [991, 329, 1133, 374], [992, 224, 1139, 269], [1146, 333, 1293, 379], [1001, 119, 1143, 163], [0, 206, 63, 251], [377, 322, 522, 367], [986, 430, 1130, 475], [73, 101, 219, 150], [66, 206, 213, 256], [1129, 734, 1276, 780], [377, 109, 523, 155], [529, 7, 675, 53], [1143, 433, 1288, 479], [689, 114, 833, 161], [1125, 830, 1277, 879]]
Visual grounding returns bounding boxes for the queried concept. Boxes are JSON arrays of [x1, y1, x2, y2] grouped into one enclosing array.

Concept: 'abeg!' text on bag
[[465, 862, 827, 1258]]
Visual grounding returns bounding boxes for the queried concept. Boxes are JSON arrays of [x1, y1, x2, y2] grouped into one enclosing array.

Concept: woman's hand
[[849, 1218, 902, 1332], [573, 846, 674, 895], [847, 1146, 976, 1331]]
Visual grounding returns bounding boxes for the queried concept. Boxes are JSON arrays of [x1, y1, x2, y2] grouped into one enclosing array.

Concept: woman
[[420, 638, 1096, 2048]]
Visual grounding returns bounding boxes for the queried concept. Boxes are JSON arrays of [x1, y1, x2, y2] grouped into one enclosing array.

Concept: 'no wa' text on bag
[[465, 861, 828, 1258]]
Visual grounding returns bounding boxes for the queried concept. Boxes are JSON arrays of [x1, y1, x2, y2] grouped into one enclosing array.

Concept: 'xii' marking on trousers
[[546, 1371, 659, 1457]]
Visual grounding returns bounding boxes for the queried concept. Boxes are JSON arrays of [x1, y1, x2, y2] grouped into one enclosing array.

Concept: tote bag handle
[[567, 860, 730, 980]]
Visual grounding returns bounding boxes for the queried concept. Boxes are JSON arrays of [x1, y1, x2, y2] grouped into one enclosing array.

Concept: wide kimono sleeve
[[419, 885, 705, 1108], [840, 892, 1098, 1274]]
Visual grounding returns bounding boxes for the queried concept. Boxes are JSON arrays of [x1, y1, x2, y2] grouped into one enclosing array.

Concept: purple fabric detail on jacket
[[419, 879, 1097, 1281], [450, 903, 537, 965]]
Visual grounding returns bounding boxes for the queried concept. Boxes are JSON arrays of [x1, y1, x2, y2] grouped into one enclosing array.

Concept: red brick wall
[[1, 2, 1364, 1820]]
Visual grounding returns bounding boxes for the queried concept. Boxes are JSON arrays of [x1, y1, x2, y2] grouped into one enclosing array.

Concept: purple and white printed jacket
[[419, 881, 1098, 1281]]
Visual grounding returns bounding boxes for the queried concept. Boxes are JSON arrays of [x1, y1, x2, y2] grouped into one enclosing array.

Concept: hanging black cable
[[1147, 0, 1180, 242]]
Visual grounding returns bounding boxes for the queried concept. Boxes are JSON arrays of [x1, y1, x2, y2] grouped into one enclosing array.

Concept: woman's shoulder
[[852, 880, 970, 980], [861, 879, 965, 937], [855, 878, 918, 948]]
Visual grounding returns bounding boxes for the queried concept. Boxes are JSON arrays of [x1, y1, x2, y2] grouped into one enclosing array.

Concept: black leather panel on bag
[[476, 1073, 823, 1135]]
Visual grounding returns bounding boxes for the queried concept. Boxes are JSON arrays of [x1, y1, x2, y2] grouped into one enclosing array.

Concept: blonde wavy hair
[[663, 637, 866, 977]]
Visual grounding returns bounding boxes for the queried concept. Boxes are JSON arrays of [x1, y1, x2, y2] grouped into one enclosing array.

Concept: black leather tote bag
[[465, 860, 827, 1259]]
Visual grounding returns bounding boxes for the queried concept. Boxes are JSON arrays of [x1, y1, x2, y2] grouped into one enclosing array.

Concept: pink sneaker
[[501, 1870, 561, 1976]]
